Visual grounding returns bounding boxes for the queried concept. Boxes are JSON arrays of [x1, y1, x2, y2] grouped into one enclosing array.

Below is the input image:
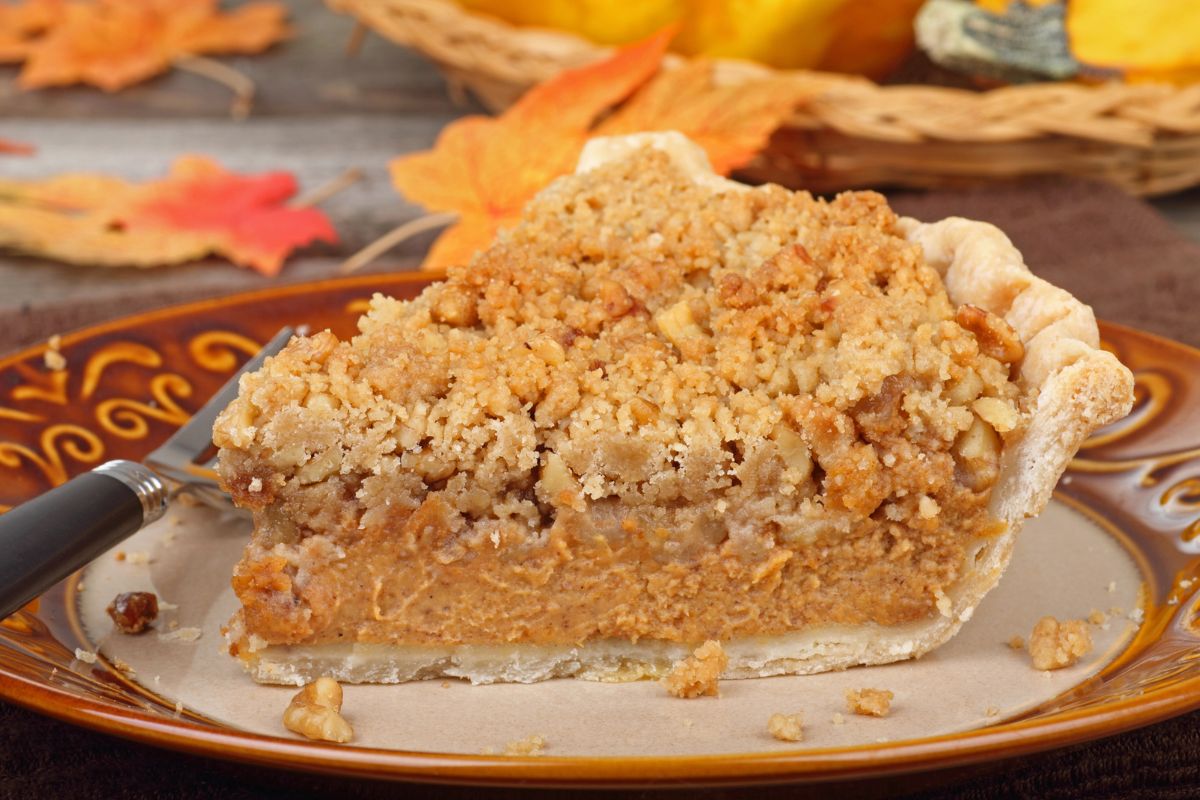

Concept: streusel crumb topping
[[215, 148, 1023, 648]]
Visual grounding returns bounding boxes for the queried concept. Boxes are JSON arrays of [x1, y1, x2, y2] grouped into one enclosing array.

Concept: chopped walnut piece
[[846, 687, 894, 717], [598, 279, 635, 318], [767, 712, 804, 742], [1028, 616, 1093, 671], [955, 304, 1024, 364], [282, 677, 353, 743], [106, 591, 159, 634], [664, 640, 727, 698], [502, 734, 547, 756], [654, 299, 705, 354], [717, 272, 757, 308]]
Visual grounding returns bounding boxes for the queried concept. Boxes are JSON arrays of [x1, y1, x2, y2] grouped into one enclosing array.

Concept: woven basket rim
[[328, 0, 1200, 195], [329, 0, 1200, 148]]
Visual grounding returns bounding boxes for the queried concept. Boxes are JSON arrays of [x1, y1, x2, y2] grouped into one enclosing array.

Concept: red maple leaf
[[119, 157, 337, 276]]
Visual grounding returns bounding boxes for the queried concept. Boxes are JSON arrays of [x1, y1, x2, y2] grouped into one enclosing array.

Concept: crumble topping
[[215, 148, 1023, 650], [767, 712, 804, 742], [1028, 616, 1092, 671], [664, 640, 727, 698], [846, 687, 893, 717]]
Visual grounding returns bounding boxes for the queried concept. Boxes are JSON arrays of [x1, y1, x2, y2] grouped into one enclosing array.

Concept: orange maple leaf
[[0, 138, 35, 155], [388, 27, 812, 271], [15, 0, 288, 92], [389, 27, 675, 272], [597, 60, 810, 175], [0, 157, 336, 275], [0, 0, 57, 63]]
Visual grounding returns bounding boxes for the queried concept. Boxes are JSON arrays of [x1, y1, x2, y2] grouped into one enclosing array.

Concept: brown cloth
[[2, 178, 1199, 798]]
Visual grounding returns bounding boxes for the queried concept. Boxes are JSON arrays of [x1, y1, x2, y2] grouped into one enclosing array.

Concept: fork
[[0, 327, 294, 621]]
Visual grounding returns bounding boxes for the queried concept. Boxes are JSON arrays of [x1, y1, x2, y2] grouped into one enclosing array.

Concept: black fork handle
[[0, 460, 168, 620]]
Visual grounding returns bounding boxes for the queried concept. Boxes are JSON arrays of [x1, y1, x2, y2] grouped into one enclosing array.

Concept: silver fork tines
[[144, 327, 294, 509]]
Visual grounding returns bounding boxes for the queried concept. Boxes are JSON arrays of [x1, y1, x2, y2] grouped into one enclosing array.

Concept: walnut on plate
[[282, 677, 353, 743]]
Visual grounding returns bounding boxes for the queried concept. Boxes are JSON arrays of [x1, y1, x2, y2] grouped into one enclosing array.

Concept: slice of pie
[[214, 132, 1134, 686]]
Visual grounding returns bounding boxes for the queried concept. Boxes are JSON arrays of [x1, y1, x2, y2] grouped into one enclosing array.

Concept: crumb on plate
[[664, 640, 727, 698], [110, 656, 136, 675], [158, 626, 202, 643], [846, 687, 893, 717], [1088, 609, 1107, 626], [767, 712, 804, 742], [1028, 616, 1092, 671], [43, 335, 66, 371], [503, 734, 547, 756], [1007, 635, 1025, 650]]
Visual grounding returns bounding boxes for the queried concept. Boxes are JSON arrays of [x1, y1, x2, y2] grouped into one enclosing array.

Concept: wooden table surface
[[0, 0, 472, 316]]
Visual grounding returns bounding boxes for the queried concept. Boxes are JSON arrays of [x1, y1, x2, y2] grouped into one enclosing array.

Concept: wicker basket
[[329, 0, 1200, 196]]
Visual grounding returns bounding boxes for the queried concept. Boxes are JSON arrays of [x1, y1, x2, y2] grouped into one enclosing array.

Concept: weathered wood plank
[[0, 0, 474, 119]]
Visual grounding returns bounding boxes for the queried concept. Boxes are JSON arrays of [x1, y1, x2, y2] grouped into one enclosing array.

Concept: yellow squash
[[458, 0, 927, 79]]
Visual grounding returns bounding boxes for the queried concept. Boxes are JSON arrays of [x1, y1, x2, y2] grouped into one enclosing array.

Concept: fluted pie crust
[[214, 133, 1134, 686]]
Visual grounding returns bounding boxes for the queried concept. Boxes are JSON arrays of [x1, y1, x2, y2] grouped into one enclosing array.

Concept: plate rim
[[1, 272, 1199, 787]]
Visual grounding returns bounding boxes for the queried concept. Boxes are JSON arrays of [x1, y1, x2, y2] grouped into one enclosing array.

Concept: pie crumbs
[[846, 687, 893, 717], [767, 712, 804, 742], [502, 734, 547, 756], [664, 640, 727, 698], [1028, 616, 1092, 671]]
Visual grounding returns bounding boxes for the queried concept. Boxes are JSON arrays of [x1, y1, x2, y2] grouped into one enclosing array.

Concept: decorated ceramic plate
[[1, 273, 1198, 788]]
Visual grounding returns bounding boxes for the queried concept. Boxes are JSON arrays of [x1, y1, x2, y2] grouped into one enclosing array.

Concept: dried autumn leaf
[[0, 157, 336, 275], [0, 0, 57, 63], [16, 0, 289, 92], [597, 60, 809, 175], [0, 138, 35, 155], [389, 28, 674, 271], [386, 26, 811, 271]]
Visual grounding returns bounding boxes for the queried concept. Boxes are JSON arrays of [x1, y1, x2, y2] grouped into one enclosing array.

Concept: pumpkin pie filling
[[214, 135, 1130, 684]]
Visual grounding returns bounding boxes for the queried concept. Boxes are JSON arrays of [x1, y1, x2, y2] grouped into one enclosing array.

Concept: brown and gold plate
[[1, 273, 1199, 788]]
